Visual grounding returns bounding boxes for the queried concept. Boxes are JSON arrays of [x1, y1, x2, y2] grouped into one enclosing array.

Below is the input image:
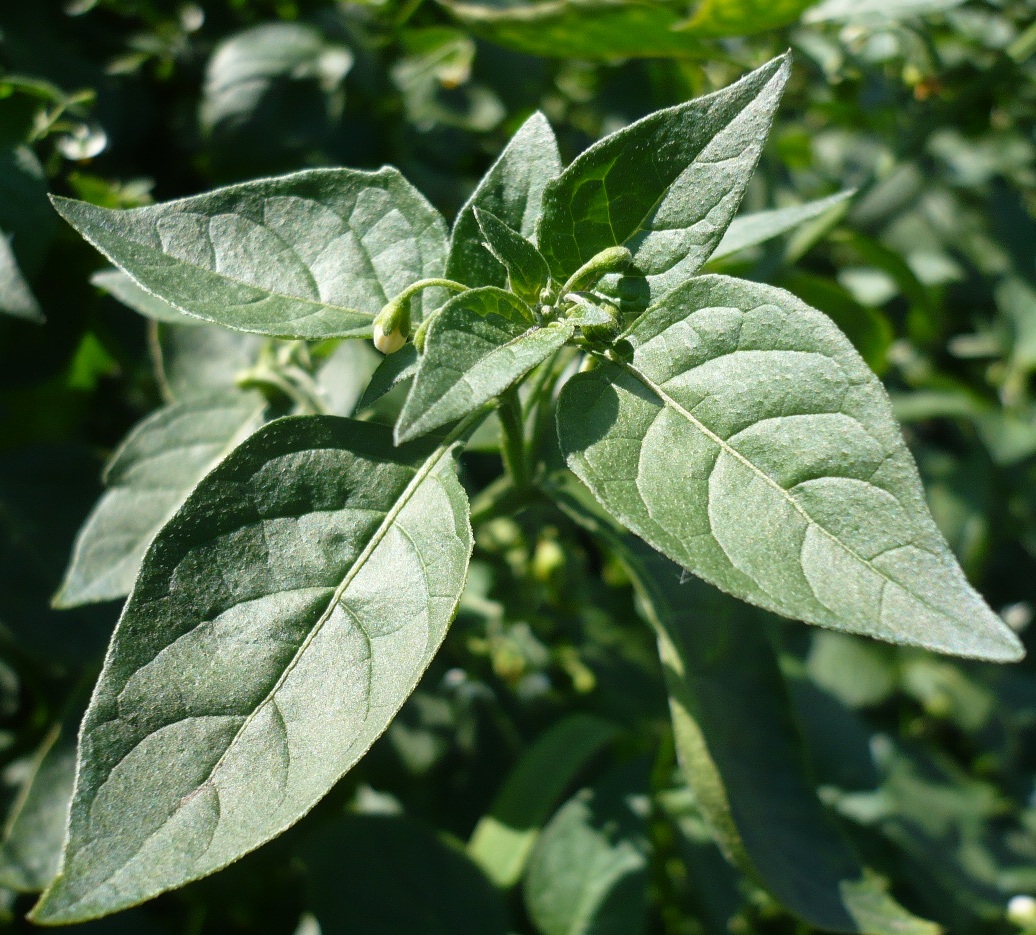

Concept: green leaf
[[548, 477, 940, 935], [0, 145, 55, 277], [447, 112, 561, 290], [803, 0, 967, 23], [556, 274, 1023, 661], [396, 287, 571, 444], [474, 207, 551, 303], [537, 56, 788, 307], [0, 232, 41, 322], [155, 324, 266, 400], [523, 763, 651, 935], [303, 815, 509, 935], [468, 713, 621, 887], [775, 270, 892, 375], [709, 190, 854, 263], [31, 415, 474, 923], [50, 168, 449, 340], [434, 0, 706, 59], [0, 718, 77, 892], [55, 392, 267, 607], [355, 344, 419, 411], [200, 24, 352, 139], [93, 268, 198, 325], [678, 0, 817, 35]]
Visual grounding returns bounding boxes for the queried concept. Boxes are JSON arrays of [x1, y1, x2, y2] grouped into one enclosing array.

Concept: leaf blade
[[55, 391, 267, 607], [537, 55, 789, 301], [396, 287, 572, 444], [31, 415, 473, 923], [548, 477, 941, 934], [447, 112, 561, 290], [51, 168, 448, 340], [557, 274, 1022, 661]]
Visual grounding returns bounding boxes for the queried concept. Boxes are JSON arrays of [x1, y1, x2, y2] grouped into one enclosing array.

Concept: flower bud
[[372, 294, 412, 355]]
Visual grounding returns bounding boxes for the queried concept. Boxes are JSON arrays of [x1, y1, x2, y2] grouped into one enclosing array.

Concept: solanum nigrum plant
[[33, 53, 1023, 927]]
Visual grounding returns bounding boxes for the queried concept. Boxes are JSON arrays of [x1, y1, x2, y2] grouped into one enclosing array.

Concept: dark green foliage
[[2, 2, 1036, 934]]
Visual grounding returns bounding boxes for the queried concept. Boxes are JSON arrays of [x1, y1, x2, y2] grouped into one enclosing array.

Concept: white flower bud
[[373, 320, 407, 355]]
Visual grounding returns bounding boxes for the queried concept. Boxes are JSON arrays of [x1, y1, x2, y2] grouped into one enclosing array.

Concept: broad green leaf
[[434, 0, 705, 59], [709, 191, 854, 263], [355, 344, 419, 411], [155, 324, 266, 400], [93, 268, 198, 325], [776, 270, 892, 374], [303, 815, 509, 935], [0, 232, 41, 322], [55, 392, 267, 607], [391, 27, 502, 134], [523, 763, 651, 935], [396, 287, 571, 444], [447, 112, 561, 290], [537, 56, 789, 306], [31, 415, 474, 923], [803, 0, 967, 23], [51, 168, 449, 339], [557, 274, 1023, 661], [199, 23, 353, 178], [0, 718, 77, 892], [468, 713, 621, 887], [0, 145, 55, 277], [474, 208, 551, 303], [314, 340, 380, 417], [678, 0, 817, 35], [200, 24, 352, 138], [548, 477, 940, 935]]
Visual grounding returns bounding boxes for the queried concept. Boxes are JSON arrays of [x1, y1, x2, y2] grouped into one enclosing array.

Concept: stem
[[498, 387, 530, 489], [236, 366, 325, 414], [469, 476, 532, 526], [394, 277, 468, 305]]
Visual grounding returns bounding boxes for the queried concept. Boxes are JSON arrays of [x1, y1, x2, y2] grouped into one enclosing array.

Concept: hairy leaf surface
[[550, 477, 941, 934], [55, 392, 267, 607], [51, 169, 448, 339], [396, 287, 571, 444], [447, 112, 561, 290], [537, 56, 788, 303], [557, 275, 1022, 660], [93, 268, 198, 325], [32, 416, 473, 923], [474, 208, 551, 303]]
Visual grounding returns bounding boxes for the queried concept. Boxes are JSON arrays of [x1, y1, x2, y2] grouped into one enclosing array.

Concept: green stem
[[236, 366, 325, 414], [469, 476, 532, 526], [498, 387, 530, 489], [397, 277, 468, 302]]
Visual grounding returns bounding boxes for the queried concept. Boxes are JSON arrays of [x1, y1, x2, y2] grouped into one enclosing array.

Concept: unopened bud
[[372, 294, 412, 355]]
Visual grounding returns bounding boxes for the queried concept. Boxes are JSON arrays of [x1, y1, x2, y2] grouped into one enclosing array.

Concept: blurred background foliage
[[2, 0, 1036, 932]]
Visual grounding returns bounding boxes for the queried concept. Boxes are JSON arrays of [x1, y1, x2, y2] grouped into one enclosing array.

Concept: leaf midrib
[[65, 204, 377, 327], [610, 355, 947, 625], [66, 428, 467, 908]]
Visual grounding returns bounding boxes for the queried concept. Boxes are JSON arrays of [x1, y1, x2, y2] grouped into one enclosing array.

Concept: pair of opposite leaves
[[32, 53, 1022, 925]]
